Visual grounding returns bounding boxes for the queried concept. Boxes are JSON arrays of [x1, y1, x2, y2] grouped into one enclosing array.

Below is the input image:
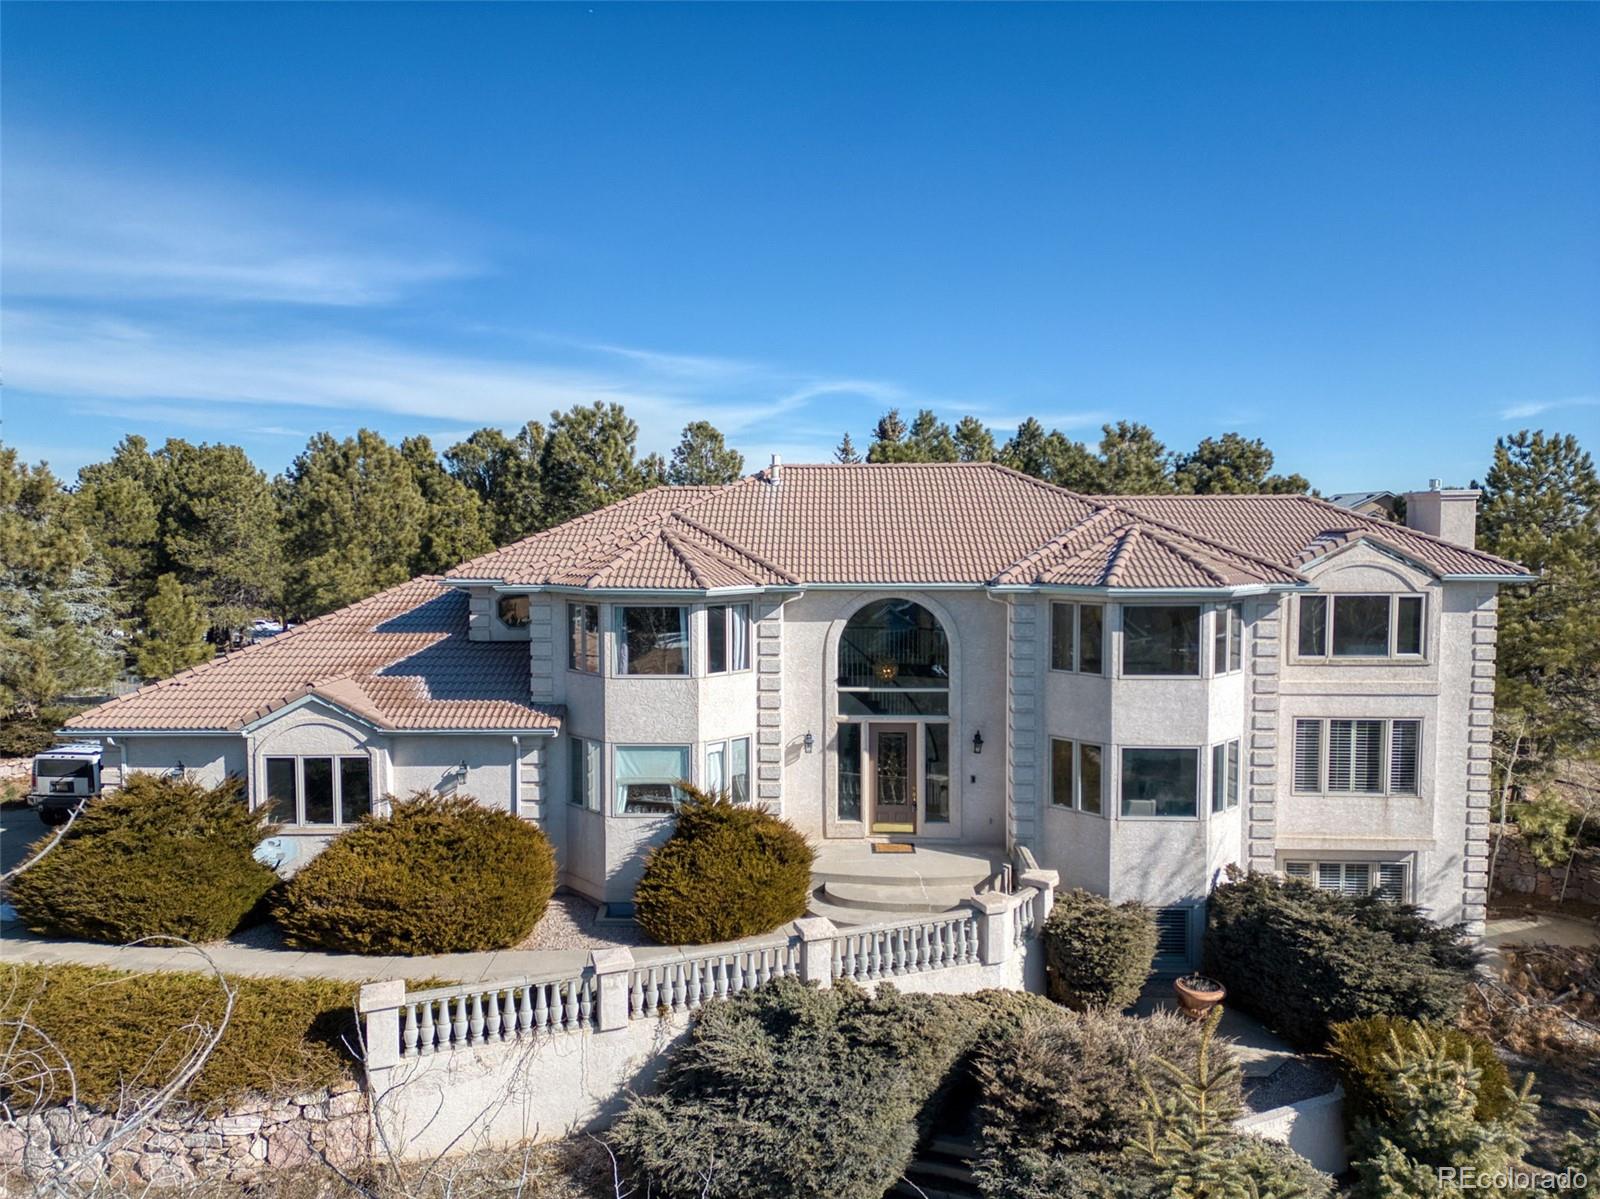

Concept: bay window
[[568, 737, 600, 811], [616, 606, 688, 675], [1297, 594, 1426, 659], [1212, 605, 1243, 675], [1050, 738, 1104, 814], [262, 755, 371, 825], [614, 745, 690, 815], [568, 603, 600, 673], [1120, 747, 1199, 817], [1210, 740, 1240, 812], [1293, 718, 1421, 796], [1050, 602, 1105, 674], [1122, 606, 1202, 676], [707, 604, 751, 674], [705, 737, 751, 803]]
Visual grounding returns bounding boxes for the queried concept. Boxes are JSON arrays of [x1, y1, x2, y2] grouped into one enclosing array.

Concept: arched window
[[836, 599, 949, 716]]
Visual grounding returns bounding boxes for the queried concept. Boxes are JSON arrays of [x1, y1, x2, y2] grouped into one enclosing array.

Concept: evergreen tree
[[1475, 430, 1600, 772], [277, 429, 427, 618], [906, 410, 959, 462], [1000, 419, 1104, 490], [0, 446, 119, 713], [400, 436, 493, 572], [154, 439, 283, 640], [72, 435, 162, 621], [444, 421, 547, 544], [668, 420, 745, 485], [954, 416, 997, 463], [1174, 433, 1310, 495], [834, 432, 863, 464], [1348, 1025, 1536, 1198], [865, 409, 913, 463], [538, 402, 657, 527], [1098, 421, 1174, 494], [134, 573, 213, 680]]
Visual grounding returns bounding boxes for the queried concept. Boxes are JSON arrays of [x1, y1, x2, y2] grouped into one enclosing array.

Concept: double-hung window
[[1122, 606, 1202, 676], [1212, 605, 1244, 675], [616, 606, 688, 675], [1050, 738, 1104, 814], [1285, 859, 1409, 901], [706, 605, 751, 674], [705, 737, 751, 803], [1210, 740, 1241, 812], [263, 755, 372, 826], [568, 603, 600, 673], [1297, 594, 1425, 659], [568, 737, 601, 810], [614, 745, 691, 815], [1293, 718, 1421, 795], [1050, 603, 1105, 674], [1120, 748, 1200, 818]]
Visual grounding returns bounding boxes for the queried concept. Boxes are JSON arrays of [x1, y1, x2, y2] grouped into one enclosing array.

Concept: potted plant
[[1173, 974, 1226, 1020]]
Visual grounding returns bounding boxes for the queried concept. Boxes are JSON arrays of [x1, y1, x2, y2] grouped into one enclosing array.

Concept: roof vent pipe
[[768, 454, 782, 485]]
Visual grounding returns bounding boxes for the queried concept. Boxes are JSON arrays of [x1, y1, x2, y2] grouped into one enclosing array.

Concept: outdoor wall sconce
[[803, 731, 815, 754], [456, 760, 469, 779], [972, 731, 984, 755]]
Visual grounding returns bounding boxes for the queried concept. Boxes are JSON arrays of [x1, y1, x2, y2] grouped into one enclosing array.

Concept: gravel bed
[[1242, 1055, 1340, 1113], [517, 893, 650, 951]]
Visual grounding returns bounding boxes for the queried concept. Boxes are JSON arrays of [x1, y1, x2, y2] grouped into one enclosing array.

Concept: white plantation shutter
[[1294, 720, 1323, 793], [1376, 863, 1408, 900], [1327, 721, 1353, 790], [1352, 722, 1384, 792], [1316, 862, 1343, 891], [1389, 721, 1420, 795], [1285, 861, 1313, 882], [1341, 863, 1371, 895], [1227, 740, 1240, 808]]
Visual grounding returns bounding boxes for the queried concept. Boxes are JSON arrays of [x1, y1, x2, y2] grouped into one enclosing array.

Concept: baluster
[[402, 1003, 419, 1056], [578, 978, 594, 1027], [894, 928, 908, 974], [667, 964, 681, 1012], [752, 949, 767, 988], [466, 992, 483, 1044], [687, 962, 702, 1009], [831, 937, 844, 981], [642, 968, 657, 1014], [516, 986, 533, 1036], [629, 972, 644, 1018], [533, 982, 549, 1032], [731, 954, 746, 996], [911, 926, 925, 971], [417, 1000, 435, 1055], [447, 996, 465, 1047], [852, 934, 867, 980]]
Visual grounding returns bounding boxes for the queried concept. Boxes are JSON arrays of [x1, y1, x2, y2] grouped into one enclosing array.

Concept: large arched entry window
[[835, 600, 952, 834]]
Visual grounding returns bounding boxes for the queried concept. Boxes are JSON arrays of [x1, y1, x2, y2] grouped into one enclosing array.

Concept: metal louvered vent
[[1154, 906, 1192, 965]]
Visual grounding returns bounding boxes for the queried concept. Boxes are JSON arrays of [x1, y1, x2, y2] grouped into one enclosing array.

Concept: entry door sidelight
[[869, 723, 917, 833]]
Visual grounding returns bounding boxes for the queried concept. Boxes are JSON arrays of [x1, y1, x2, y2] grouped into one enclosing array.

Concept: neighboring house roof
[[65, 579, 563, 733], [452, 463, 1528, 589]]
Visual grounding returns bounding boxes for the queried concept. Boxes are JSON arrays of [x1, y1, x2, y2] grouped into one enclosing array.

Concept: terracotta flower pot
[[1173, 974, 1226, 1020]]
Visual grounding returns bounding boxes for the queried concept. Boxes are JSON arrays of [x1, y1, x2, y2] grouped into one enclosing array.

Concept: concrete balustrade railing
[[358, 868, 1058, 1067]]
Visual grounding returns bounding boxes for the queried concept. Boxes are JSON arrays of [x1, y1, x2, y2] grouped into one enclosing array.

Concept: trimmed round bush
[[634, 788, 814, 945], [1040, 888, 1158, 1011], [7, 774, 277, 944], [1330, 1015, 1517, 1128], [274, 793, 556, 955]]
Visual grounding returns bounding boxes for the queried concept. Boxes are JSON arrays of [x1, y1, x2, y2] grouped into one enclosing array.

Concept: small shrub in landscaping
[[1204, 867, 1476, 1048], [275, 793, 556, 955], [0, 963, 357, 1111], [6, 774, 277, 944], [1330, 1015, 1517, 1128], [633, 787, 814, 945], [1039, 888, 1157, 1011]]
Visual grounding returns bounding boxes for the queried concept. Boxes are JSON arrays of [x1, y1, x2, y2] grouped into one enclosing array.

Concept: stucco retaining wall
[[1235, 1085, 1347, 1177]]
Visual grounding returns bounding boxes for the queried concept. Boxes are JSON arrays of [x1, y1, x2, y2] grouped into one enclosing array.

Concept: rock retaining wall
[[1491, 829, 1600, 907], [0, 1081, 369, 1189]]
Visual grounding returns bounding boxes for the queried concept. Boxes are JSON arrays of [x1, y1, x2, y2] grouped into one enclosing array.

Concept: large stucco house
[[60, 462, 1530, 958]]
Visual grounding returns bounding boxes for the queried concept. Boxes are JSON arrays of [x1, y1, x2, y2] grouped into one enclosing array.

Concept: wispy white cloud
[[2, 143, 478, 306], [1498, 395, 1600, 420]]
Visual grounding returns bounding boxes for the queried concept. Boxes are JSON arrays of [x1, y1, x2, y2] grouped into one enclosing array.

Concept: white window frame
[[1049, 737, 1105, 815], [1210, 739, 1241, 813], [1049, 602, 1106, 676], [567, 602, 601, 674], [1295, 593, 1427, 661], [1284, 859, 1411, 902], [705, 736, 751, 803], [568, 737, 601, 811], [1212, 604, 1244, 676], [261, 754, 372, 827], [1292, 718, 1422, 797], [1118, 746, 1201, 819], [705, 604, 752, 675], [613, 744, 691, 816], [1120, 604, 1204, 678], [614, 606, 690, 677]]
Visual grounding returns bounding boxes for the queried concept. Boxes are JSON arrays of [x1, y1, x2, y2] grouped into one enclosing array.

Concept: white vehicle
[[29, 743, 104, 826]]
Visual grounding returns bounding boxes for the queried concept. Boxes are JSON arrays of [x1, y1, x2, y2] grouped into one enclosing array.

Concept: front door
[[869, 723, 917, 834]]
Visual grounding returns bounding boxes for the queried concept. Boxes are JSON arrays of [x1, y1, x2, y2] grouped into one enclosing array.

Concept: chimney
[[767, 453, 782, 486], [1403, 479, 1480, 549]]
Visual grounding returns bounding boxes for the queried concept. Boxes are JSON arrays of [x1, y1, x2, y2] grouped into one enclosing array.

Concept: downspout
[[511, 735, 522, 817]]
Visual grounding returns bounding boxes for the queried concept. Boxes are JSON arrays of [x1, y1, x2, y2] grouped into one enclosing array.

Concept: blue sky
[[3, 3, 1596, 491]]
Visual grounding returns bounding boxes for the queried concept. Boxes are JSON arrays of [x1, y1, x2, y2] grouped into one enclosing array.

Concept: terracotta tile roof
[[65, 579, 562, 733], [453, 463, 1528, 590]]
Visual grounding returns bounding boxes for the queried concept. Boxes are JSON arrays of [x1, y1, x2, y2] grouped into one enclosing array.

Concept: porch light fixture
[[972, 732, 984, 756], [803, 731, 815, 754]]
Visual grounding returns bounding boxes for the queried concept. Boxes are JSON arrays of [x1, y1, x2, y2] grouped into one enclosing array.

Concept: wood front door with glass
[[869, 722, 918, 833]]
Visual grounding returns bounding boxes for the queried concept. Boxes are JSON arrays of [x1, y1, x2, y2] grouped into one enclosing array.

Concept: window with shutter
[[1228, 606, 1243, 671], [1341, 862, 1371, 895], [1294, 720, 1322, 793], [1227, 740, 1240, 808], [1389, 721, 1420, 794], [1375, 863, 1408, 901], [1211, 742, 1227, 813], [1351, 721, 1384, 792], [1327, 721, 1354, 790], [1284, 861, 1313, 881], [1317, 862, 1344, 890], [1294, 859, 1405, 899]]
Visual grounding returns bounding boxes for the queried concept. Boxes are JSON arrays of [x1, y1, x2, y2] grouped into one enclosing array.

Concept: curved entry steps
[[807, 842, 1007, 927]]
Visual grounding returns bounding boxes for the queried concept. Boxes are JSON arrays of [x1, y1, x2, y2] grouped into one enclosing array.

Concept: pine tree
[[1348, 1025, 1536, 1198], [865, 409, 913, 463], [445, 421, 547, 544], [906, 410, 959, 462], [1173, 433, 1309, 495], [134, 573, 213, 680], [834, 432, 862, 464], [1000, 419, 1104, 490], [401, 436, 493, 572], [667, 421, 745, 485], [953, 416, 997, 463], [538, 402, 657, 527], [1098, 421, 1174, 494], [1475, 430, 1600, 772], [72, 435, 162, 622]]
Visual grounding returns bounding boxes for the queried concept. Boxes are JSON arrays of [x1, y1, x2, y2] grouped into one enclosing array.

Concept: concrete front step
[[810, 842, 1006, 887], [804, 891, 934, 927], [821, 879, 973, 914]]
